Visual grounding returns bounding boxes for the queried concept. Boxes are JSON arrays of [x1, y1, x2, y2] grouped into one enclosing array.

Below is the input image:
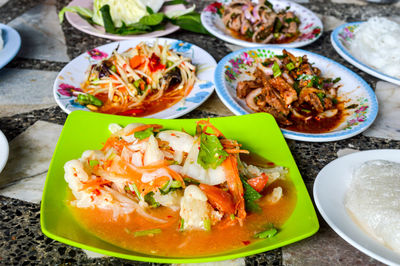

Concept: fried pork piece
[[299, 87, 324, 113], [268, 76, 298, 105], [236, 80, 262, 99]]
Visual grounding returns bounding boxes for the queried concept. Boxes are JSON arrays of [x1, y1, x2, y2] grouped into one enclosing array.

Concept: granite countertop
[[0, 0, 400, 265]]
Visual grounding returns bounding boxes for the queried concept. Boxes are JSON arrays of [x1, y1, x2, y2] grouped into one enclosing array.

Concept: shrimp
[[221, 155, 246, 225]]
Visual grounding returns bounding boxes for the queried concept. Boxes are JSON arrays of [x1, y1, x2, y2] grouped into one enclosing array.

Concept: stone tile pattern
[[8, 0, 69, 62], [0, 0, 400, 265]]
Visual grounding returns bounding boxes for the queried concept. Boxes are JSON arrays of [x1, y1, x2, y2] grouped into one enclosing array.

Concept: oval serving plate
[[214, 46, 378, 142], [201, 0, 323, 48], [314, 149, 400, 265], [331, 22, 400, 86], [53, 38, 216, 119], [65, 0, 182, 41], [0, 24, 21, 70]]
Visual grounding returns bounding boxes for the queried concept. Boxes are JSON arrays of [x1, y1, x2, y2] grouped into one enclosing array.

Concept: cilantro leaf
[[134, 127, 154, 140], [144, 192, 160, 208], [197, 133, 228, 169]]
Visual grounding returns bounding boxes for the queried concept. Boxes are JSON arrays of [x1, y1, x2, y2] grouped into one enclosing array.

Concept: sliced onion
[[282, 72, 294, 85], [245, 88, 262, 111], [258, 64, 273, 76], [253, 5, 260, 21], [316, 109, 338, 119]]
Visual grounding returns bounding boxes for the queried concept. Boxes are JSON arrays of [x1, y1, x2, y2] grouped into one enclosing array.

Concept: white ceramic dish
[[54, 38, 216, 119], [201, 0, 323, 48], [214, 46, 378, 142], [314, 149, 400, 266], [0, 24, 21, 70], [331, 22, 400, 86], [0, 130, 9, 174], [65, 0, 182, 40]]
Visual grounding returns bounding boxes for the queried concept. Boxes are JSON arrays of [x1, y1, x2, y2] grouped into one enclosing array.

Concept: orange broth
[[69, 179, 297, 257]]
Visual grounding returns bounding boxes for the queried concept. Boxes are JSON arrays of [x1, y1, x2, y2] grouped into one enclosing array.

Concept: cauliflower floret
[[180, 185, 212, 230]]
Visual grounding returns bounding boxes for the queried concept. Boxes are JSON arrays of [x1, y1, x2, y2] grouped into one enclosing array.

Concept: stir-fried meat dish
[[222, 0, 300, 44], [237, 50, 343, 133]]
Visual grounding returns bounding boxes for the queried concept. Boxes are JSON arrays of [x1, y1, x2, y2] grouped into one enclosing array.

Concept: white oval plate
[[201, 0, 323, 48], [54, 38, 216, 119], [0, 24, 21, 70], [65, 0, 182, 40], [331, 22, 400, 86], [314, 149, 400, 266], [214, 46, 378, 142], [0, 130, 9, 174]]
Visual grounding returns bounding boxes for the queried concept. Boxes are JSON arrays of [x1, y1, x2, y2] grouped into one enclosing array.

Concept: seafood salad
[[76, 41, 196, 116], [220, 0, 300, 44], [237, 49, 343, 133], [64, 120, 293, 255]]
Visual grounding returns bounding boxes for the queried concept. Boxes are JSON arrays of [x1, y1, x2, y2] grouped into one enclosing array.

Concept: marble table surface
[[1, 0, 400, 264]]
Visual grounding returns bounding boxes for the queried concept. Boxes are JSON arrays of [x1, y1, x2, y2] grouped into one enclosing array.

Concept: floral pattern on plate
[[201, 0, 323, 48], [331, 22, 400, 86], [214, 46, 378, 142], [53, 38, 216, 119]]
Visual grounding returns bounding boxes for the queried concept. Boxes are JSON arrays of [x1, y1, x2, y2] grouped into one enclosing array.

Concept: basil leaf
[[164, 0, 189, 6], [146, 6, 154, 14], [134, 127, 154, 140], [170, 12, 209, 34], [197, 133, 228, 169], [58, 6, 93, 23], [100, 5, 116, 33], [139, 13, 165, 26], [241, 177, 262, 213], [242, 177, 262, 202]]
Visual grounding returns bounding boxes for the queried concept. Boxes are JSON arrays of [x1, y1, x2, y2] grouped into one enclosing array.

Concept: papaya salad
[[64, 120, 296, 256], [77, 41, 196, 116]]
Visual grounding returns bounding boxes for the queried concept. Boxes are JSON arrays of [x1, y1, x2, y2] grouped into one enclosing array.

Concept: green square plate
[[40, 110, 319, 263]]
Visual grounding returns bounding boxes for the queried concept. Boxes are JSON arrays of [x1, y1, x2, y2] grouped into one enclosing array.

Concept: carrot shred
[[196, 119, 225, 138], [164, 167, 186, 188], [225, 149, 250, 154], [81, 179, 112, 190]]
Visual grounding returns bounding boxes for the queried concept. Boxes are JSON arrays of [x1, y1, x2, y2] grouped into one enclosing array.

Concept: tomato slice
[[247, 173, 269, 192]]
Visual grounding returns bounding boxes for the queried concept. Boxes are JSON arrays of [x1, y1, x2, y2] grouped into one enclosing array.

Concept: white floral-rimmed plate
[[0, 24, 21, 70], [214, 46, 378, 142], [314, 149, 400, 265], [331, 22, 400, 86], [65, 0, 183, 40], [53, 38, 216, 119], [201, 0, 323, 48], [0, 130, 9, 174]]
